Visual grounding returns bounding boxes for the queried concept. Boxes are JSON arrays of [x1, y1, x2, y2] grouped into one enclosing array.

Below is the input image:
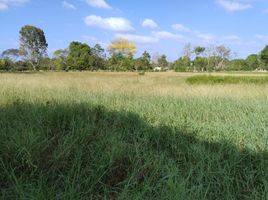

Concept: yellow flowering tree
[[108, 38, 137, 58]]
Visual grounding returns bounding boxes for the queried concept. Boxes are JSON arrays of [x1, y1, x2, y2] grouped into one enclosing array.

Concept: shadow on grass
[[0, 102, 267, 199]]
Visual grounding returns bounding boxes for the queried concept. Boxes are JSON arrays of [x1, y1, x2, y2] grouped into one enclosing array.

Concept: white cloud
[[152, 31, 184, 41], [0, 0, 28, 11], [142, 19, 159, 29], [85, 0, 111, 9], [84, 15, 134, 32], [195, 32, 215, 42], [115, 33, 158, 44], [172, 24, 191, 32], [223, 35, 241, 41], [62, 1, 76, 10], [216, 0, 252, 12], [0, 2, 8, 10], [256, 34, 268, 42]]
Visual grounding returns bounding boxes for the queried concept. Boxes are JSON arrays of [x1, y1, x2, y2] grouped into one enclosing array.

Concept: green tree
[[194, 57, 207, 71], [19, 25, 48, 70], [14, 61, 31, 71], [260, 46, 268, 69], [215, 45, 231, 70], [142, 51, 151, 68], [134, 51, 151, 71], [172, 56, 191, 72], [0, 59, 11, 71], [246, 54, 260, 71], [158, 55, 168, 69], [227, 59, 248, 71], [92, 44, 106, 70], [38, 57, 54, 71], [66, 42, 93, 71], [53, 49, 69, 71]]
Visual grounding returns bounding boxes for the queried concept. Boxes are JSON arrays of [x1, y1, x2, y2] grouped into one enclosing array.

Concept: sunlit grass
[[0, 72, 268, 199]]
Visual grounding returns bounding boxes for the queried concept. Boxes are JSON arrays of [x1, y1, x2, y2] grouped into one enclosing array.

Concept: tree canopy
[[19, 25, 48, 70], [108, 38, 137, 58]]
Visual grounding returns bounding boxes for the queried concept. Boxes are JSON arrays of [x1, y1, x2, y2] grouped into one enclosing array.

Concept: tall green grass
[[187, 75, 268, 85], [0, 74, 268, 199]]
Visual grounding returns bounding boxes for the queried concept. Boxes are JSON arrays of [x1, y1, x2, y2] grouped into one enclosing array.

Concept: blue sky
[[1, 0, 268, 60]]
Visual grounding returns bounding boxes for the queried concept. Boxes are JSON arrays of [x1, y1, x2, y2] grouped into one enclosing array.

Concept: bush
[[0, 59, 12, 71], [186, 75, 268, 85]]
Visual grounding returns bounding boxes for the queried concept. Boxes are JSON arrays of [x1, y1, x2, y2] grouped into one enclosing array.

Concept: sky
[[1, 0, 268, 60]]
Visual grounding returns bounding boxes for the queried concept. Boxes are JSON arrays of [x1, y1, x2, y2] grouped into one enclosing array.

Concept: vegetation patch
[[186, 75, 268, 85], [1, 73, 268, 199]]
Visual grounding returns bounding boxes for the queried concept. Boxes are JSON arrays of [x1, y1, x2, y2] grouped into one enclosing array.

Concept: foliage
[[66, 41, 94, 71], [91, 44, 106, 70], [2, 25, 268, 72], [53, 49, 69, 71], [0, 72, 268, 199], [246, 54, 260, 70], [193, 57, 207, 71], [173, 56, 191, 72], [0, 59, 11, 71], [227, 59, 248, 71], [260, 46, 268, 69], [157, 55, 168, 69], [187, 75, 268, 84], [19, 25, 48, 70], [133, 51, 152, 71], [108, 38, 137, 58], [194, 46, 206, 57]]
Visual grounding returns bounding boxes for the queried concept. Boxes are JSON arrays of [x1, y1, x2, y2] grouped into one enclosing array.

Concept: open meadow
[[1, 72, 268, 199]]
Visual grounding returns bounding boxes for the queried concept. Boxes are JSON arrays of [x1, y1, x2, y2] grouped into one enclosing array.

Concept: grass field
[[1, 72, 268, 199]]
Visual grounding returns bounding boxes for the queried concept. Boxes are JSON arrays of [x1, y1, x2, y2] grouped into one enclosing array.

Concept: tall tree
[[141, 51, 151, 70], [215, 45, 231, 70], [246, 54, 260, 70], [66, 41, 93, 71], [133, 51, 151, 71], [53, 49, 69, 70], [92, 44, 106, 70], [158, 55, 168, 69], [108, 38, 137, 58], [260, 46, 268, 69], [172, 56, 191, 72], [19, 25, 48, 70]]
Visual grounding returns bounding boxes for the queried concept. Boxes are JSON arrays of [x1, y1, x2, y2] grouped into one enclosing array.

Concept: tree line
[[1, 25, 268, 72]]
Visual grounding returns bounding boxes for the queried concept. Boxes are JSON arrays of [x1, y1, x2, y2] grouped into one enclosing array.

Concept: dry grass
[[1, 71, 268, 199], [1, 72, 268, 99]]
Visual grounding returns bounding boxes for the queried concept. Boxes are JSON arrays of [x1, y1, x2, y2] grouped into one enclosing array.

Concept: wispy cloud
[[62, 1, 76, 10], [0, 0, 29, 11], [84, 15, 134, 32], [152, 31, 184, 41], [223, 35, 241, 41], [142, 19, 159, 29], [85, 0, 111, 9], [216, 0, 252, 12], [172, 24, 191, 32], [256, 34, 268, 42], [115, 33, 158, 45]]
